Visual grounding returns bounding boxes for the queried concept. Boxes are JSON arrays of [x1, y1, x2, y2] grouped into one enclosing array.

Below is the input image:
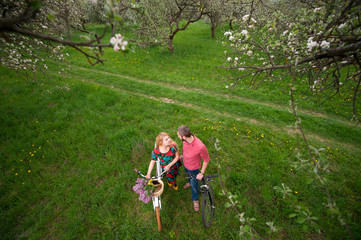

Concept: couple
[[145, 125, 210, 212]]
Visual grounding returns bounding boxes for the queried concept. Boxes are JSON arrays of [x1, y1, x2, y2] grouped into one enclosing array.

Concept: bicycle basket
[[153, 179, 164, 197]]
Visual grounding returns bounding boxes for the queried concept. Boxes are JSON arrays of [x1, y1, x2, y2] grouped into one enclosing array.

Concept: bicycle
[[186, 173, 218, 228], [134, 156, 165, 232]]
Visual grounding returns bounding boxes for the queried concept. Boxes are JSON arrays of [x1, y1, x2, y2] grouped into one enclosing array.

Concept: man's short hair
[[177, 125, 192, 137]]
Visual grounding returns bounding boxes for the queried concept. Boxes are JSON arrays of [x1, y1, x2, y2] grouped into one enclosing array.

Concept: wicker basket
[[152, 179, 164, 197]]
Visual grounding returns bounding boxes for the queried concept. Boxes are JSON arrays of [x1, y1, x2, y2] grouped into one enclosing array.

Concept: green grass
[[1, 21, 361, 239]]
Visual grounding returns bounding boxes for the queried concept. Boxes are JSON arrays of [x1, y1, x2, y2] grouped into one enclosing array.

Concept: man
[[177, 125, 210, 212]]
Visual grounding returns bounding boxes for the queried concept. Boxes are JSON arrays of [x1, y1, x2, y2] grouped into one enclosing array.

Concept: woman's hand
[[145, 174, 151, 179], [164, 165, 170, 172]]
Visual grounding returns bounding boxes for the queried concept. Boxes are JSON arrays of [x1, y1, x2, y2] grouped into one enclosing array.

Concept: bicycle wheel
[[155, 206, 162, 231], [201, 185, 215, 228]]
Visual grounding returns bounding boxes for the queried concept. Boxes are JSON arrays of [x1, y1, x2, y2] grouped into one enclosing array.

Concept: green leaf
[[289, 213, 297, 218], [243, 225, 251, 232], [296, 217, 306, 224], [306, 178, 313, 185], [225, 202, 232, 208], [114, 15, 122, 22], [30, 0, 42, 10], [47, 14, 56, 21], [302, 224, 309, 232]]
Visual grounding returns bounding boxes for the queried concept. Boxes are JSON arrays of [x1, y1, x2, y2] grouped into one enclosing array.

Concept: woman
[[145, 132, 182, 190]]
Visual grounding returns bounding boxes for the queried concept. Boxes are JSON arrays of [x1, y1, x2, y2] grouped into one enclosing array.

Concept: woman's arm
[[145, 160, 155, 179], [164, 149, 179, 172]]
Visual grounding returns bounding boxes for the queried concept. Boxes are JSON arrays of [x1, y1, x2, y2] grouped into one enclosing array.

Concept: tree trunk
[[211, 26, 215, 38], [229, 20, 233, 30], [168, 36, 174, 52]]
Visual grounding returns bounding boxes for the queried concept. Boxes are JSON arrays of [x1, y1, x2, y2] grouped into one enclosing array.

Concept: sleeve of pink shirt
[[200, 145, 210, 162]]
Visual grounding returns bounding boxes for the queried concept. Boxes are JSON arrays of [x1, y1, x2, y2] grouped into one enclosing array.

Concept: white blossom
[[338, 23, 347, 29], [241, 30, 248, 36], [307, 37, 318, 51], [320, 41, 330, 49], [229, 36, 234, 41], [224, 31, 232, 37], [110, 34, 128, 51], [227, 57, 232, 62], [242, 15, 249, 22]]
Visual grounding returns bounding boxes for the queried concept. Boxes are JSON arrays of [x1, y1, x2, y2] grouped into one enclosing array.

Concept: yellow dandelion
[[34, 151, 36, 153], [28, 170, 31, 173], [20, 159, 23, 162], [36, 121, 38, 123], [295, 191, 298, 194], [31, 154, 34, 157], [15, 173, 18, 176]]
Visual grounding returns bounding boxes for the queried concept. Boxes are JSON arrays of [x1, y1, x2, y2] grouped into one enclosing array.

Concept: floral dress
[[152, 145, 182, 184]]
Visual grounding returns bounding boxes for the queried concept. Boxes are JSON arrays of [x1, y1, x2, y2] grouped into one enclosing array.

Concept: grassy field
[[1, 21, 361, 239]]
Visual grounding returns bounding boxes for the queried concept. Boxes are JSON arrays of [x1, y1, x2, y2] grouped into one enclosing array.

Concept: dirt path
[[75, 66, 357, 128]]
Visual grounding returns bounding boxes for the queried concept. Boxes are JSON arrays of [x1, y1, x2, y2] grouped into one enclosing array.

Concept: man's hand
[[196, 172, 203, 180]]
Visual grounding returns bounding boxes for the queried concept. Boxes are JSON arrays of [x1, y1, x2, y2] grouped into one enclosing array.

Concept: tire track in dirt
[[74, 66, 357, 128], [66, 72, 360, 153]]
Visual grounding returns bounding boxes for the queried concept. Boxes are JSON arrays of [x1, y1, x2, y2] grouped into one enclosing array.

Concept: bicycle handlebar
[[134, 168, 166, 179], [206, 175, 219, 179]]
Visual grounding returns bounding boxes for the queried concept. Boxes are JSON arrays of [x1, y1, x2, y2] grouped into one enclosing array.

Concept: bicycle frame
[[152, 157, 162, 211]]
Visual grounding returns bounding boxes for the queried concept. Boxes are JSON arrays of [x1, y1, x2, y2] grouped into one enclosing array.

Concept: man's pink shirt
[[182, 136, 210, 170]]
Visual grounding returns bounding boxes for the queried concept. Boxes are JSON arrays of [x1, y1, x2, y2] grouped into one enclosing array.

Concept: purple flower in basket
[[133, 178, 155, 204]]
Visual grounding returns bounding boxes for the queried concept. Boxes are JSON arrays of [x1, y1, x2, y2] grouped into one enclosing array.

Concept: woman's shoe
[[167, 182, 172, 187], [173, 183, 178, 190]]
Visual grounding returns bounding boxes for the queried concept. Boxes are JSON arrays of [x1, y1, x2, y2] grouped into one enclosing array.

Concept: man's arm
[[196, 161, 209, 180]]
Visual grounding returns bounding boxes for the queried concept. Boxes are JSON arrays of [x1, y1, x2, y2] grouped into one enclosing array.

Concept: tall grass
[[1, 21, 360, 239]]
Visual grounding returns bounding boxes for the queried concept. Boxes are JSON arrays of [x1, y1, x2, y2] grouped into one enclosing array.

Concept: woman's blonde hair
[[156, 132, 177, 148]]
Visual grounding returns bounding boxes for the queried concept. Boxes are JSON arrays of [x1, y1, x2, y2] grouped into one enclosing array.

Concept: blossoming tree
[[0, 0, 130, 79], [221, 0, 361, 122], [132, 0, 207, 52], [220, 0, 360, 237]]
